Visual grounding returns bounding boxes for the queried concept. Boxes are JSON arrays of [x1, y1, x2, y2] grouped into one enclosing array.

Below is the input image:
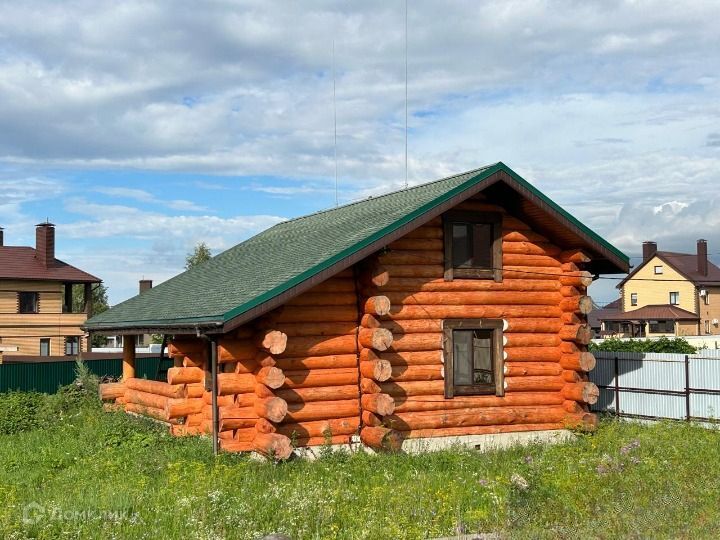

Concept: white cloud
[[2, 0, 720, 303]]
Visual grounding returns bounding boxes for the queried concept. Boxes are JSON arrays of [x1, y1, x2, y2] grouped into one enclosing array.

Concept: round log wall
[[98, 195, 599, 455]]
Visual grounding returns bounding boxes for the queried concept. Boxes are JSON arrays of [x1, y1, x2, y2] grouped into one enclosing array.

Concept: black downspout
[[210, 338, 219, 456], [201, 334, 220, 456]]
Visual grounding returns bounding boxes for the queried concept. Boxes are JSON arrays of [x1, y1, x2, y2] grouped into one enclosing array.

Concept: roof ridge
[[272, 163, 498, 228]]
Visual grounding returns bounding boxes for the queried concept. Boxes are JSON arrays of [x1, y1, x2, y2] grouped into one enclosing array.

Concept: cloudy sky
[[1, 0, 719, 305]]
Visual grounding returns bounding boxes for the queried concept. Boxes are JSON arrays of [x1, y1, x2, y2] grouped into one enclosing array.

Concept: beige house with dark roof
[[599, 240, 720, 337], [0, 223, 101, 360]]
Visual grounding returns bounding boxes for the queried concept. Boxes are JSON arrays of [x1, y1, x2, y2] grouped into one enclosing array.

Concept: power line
[[403, 0, 408, 190], [333, 39, 338, 207]]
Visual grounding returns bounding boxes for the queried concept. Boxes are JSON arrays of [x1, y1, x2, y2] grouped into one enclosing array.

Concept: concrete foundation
[[281, 429, 574, 460]]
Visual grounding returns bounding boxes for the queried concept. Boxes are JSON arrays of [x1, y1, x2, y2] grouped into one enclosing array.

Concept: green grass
[[1, 390, 720, 539]]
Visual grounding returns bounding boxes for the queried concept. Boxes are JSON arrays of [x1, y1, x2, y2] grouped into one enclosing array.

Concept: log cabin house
[[0, 223, 101, 361], [87, 163, 629, 458]]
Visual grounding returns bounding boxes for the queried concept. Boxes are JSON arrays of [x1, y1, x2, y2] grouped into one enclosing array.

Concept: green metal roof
[[85, 162, 629, 332]]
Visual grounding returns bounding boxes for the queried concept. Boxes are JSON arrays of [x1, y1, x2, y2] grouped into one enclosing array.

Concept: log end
[[367, 295, 391, 316], [258, 366, 286, 389], [253, 432, 294, 460], [258, 330, 288, 355], [372, 328, 394, 352], [360, 426, 404, 452]]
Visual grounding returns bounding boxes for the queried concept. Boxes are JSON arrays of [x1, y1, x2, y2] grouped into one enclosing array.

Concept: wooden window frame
[[443, 318, 504, 398], [669, 291, 680, 305], [654, 265, 663, 275], [443, 210, 502, 282], [65, 336, 79, 356], [630, 292, 638, 306], [39, 338, 51, 357], [18, 291, 39, 314]]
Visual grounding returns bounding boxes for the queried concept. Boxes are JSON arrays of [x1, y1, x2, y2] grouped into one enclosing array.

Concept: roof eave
[[84, 319, 223, 336]]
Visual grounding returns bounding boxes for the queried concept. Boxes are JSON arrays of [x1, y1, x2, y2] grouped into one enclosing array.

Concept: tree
[[185, 242, 212, 270], [72, 283, 109, 317], [72, 283, 110, 348]]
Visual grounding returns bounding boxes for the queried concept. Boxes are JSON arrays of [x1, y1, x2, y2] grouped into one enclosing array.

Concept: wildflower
[[510, 473, 529, 491], [630, 456, 641, 465], [478, 478, 489, 487], [523, 455, 534, 464], [596, 464, 608, 475]]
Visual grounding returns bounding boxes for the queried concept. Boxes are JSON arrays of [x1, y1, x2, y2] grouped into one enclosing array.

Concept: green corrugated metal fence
[[0, 357, 166, 394]]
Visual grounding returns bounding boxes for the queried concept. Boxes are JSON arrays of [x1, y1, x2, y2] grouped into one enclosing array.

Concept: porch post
[[84, 283, 93, 316], [123, 336, 136, 380]]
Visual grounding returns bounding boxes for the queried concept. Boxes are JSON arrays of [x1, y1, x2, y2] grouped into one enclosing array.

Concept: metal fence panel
[[0, 357, 164, 394], [591, 350, 720, 422]]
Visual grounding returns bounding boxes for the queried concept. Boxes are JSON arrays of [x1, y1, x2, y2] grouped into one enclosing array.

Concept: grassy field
[[1, 380, 719, 539]]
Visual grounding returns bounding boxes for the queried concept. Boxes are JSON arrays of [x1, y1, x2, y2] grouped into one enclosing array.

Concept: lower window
[[65, 337, 79, 356], [39, 338, 51, 356], [443, 319, 504, 398]]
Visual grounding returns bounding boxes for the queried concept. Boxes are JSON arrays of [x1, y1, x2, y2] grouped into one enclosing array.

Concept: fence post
[[614, 356, 620, 417], [685, 354, 691, 422]]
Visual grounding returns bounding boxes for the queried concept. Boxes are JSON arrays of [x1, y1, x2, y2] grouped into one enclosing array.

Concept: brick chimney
[[642, 241, 657, 262], [697, 239, 708, 276], [35, 222, 55, 268], [139, 279, 153, 294]]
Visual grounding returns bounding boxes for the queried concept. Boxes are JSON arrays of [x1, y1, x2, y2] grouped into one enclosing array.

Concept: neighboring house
[[0, 223, 101, 360], [588, 298, 621, 336], [86, 163, 629, 457], [599, 240, 720, 337], [103, 280, 155, 349]]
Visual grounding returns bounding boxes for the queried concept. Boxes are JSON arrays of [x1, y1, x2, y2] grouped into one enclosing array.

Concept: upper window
[[701, 289, 710, 305], [443, 211, 502, 281], [654, 265, 663, 274], [669, 291, 680, 305], [630, 293, 638, 306], [443, 319, 504, 398], [65, 337, 79, 356], [18, 292, 39, 314], [39, 338, 50, 357]]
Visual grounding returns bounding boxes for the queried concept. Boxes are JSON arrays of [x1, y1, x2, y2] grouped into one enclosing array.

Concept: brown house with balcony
[[0, 223, 101, 360]]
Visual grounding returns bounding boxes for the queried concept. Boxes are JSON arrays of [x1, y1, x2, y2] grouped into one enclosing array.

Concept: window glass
[[453, 330, 473, 386], [39, 338, 50, 356], [472, 331, 494, 384], [630, 293, 638, 306], [654, 266, 663, 274], [669, 292, 679, 305], [451, 223, 472, 267], [472, 224, 493, 269], [452, 328, 495, 391], [19, 292, 39, 314]]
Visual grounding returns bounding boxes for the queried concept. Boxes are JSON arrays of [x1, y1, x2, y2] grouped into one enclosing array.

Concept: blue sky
[[1, 1, 719, 305]]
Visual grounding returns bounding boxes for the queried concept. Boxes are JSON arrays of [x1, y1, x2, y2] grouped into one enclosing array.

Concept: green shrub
[[590, 336, 697, 354], [0, 391, 45, 435]]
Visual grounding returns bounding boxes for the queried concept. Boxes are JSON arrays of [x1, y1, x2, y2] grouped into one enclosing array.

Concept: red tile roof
[[599, 304, 698, 321], [0, 246, 100, 283]]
